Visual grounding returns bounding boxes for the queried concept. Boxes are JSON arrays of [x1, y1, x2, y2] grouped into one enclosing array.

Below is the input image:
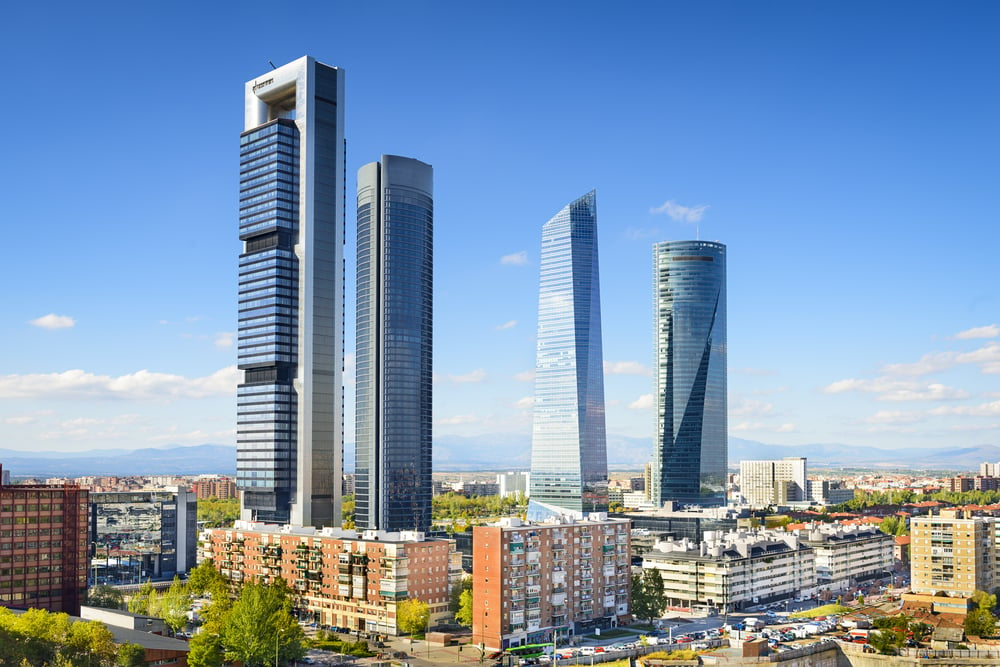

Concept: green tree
[[221, 579, 304, 667], [88, 584, 125, 610], [127, 581, 155, 615], [116, 643, 147, 667], [197, 497, 240, 528], [397, 598, 430, 642], [456, 588, 474, 627], [631, 569, 667, 625], [188, 559, 227, 597], [187, 632, 224, 667], [342, 493, 355, 528], [965, 608, 996, 638], [867, 629, 899, 655], [450, 577, 472, 615], [151, 576, 191, 634]]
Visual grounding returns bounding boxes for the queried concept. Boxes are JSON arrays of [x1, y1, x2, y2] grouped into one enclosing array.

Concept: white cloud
[[880, 342, 1000, 376], [650, 200, 709, 223], [496, 320, 517, 331], [514, 370, 535, 383], [949, 423, 1000, 432], [823, 377, 969, 402], [500, 251, 528, 266], [604, 361, 652, 376], [731, 422, 797, 433], [3, 416, 35, 425], [0, 366, 239, 400], [930, 400, 1000, 417], [514, 396, 535, 409], [437, 369, 487, 384], [954, 324, 999, 340], [30, 314, 75, 330], [864, 410, 924, 425], [629, 394, 654, 410], [730, 399, 775, 418], [436, 415, 481, 425], [214, 332, 235, 349]]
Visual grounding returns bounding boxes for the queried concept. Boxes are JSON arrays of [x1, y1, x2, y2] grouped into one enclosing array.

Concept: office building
[[355, 156, 433, 532], [739, 457, 807, 508], [90, 488, 198, 581], [528, 191, 608, 520], [497, 472, 530, 499], [205, 522, 461, 635], [807, 480, 855, 506], [911, 509, 995, 598], [797, 523, 894, 592], [642, 529, 816, 613], [0, 466, 89, 615], [652, 241, 727, 507], [237, 56, 345, 528], [472, 515, 631, 650]]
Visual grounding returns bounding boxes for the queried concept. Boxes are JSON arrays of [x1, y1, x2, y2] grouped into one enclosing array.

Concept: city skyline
[[528, 191, 608, 520], [3, 2, 999, 459]]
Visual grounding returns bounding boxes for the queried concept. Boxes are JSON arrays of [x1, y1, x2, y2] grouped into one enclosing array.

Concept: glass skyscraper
[[528, 191, 608, 520], [355, 156, 433, 532], [237, 57, 345, 528], [652, 240, 727, 507]]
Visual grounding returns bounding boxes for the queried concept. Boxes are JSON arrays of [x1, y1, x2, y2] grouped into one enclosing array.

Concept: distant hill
[[0, 435, 992, 478]]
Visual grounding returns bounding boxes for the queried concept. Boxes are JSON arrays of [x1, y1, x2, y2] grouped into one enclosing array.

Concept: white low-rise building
[[642, 529, 816, 613], [797, 523, 894, 592]]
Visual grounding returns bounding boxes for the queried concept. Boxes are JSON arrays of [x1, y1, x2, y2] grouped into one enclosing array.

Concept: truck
[[743, 618, 765, 631]]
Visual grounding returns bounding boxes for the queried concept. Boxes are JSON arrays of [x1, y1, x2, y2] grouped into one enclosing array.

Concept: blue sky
[[2, 1, 998, 457]]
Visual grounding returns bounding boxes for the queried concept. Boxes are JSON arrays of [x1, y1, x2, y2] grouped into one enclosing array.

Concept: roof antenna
[[268, 60, 277, 70]]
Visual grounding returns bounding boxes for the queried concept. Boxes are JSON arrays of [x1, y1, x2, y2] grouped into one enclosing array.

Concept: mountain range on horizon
[[0, 435, 993, 477]]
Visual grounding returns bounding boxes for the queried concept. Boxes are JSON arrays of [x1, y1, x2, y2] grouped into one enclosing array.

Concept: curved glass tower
[[355, 156, 433, 532], [237, 57, 344, 528], [652, 240, 727, 507], [528, 191, 608, 520]]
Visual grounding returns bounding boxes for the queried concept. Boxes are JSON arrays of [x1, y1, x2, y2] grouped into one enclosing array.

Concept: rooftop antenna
[[268, 60, 277, 70]]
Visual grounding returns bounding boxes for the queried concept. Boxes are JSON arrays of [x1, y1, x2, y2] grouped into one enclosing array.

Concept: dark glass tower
[[652, 240, 727, 507], [237, 57, 345, 528], [528, 191, 608, 520], [355, 156, 433, 532]]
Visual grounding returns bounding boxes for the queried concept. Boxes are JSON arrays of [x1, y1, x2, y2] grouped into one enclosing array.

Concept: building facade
[[205, 522, 461, 635], [797, 523, 894, 593], [472, 515, 631, 651], [739, 458, 807, 508], [911, 509, 995, 598], [528, 191, 608, 520], [641, 530, 816, 613], [90, 488, 198, 582], [237, 56, 345, 528], [355, 156, 433, 533], [0, 468, 89, 615], [192, 477, 237, 500], [652, 241, 727, 507], [497, 472, 530, 499]]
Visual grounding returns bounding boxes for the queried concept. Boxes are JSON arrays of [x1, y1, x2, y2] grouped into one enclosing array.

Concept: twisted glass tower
[[237, 57, 345, 528], [528, 191, 608, 520], [355, 156, 433, 532], [652, 241, 727, 507]]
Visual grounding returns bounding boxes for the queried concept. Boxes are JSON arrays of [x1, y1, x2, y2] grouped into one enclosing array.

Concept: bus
[[507, 644, 553, 659]]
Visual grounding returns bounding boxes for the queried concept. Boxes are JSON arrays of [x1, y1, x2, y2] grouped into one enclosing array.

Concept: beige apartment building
[[911, 509, 994, 599], [205, 522, 462, 635], [472, 515, 631, 651]]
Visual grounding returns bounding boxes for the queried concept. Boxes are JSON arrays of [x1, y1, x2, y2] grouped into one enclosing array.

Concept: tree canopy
[[631, 568, 667, 624], [220, 579, 305, 667], [397, 598, 430, 639]]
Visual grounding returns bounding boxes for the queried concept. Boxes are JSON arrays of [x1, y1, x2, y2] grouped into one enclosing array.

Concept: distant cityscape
[[2, 50, 999, 667]]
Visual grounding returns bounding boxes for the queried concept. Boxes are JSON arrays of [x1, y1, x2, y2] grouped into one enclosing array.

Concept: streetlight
[[275, 627, 286, 667]]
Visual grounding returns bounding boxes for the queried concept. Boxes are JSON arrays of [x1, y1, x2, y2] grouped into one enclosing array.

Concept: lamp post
[[275, 627, 286, 667]]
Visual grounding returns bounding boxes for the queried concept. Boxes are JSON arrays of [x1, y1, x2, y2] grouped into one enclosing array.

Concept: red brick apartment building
[[192, 476, 237, 500], [473, 515, 631, 651], [0, 466, 89, 615], [205, 522, 462, 635]]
